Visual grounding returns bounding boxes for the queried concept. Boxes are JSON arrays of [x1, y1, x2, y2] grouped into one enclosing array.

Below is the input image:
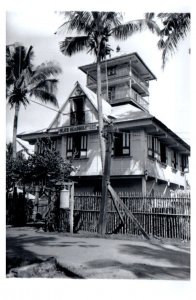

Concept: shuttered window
[[66, 135, 87, 159], [112, 132, 130, 156], [147, 135, 160, 161], [181, 155, 189, 172], [171, 150, 178, 169]]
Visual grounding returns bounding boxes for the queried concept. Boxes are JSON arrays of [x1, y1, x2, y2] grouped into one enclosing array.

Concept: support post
[[98, 123, 114, 235], [35, 185, 39, 213], [142, 177, 147, 197], [69, 182, 74, 234]]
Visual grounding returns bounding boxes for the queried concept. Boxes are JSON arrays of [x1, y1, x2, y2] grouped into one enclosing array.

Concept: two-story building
[[18, 52, 190, 196]]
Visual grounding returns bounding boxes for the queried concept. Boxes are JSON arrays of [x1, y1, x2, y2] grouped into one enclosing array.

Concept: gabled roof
[[48, 81, 112, 129]]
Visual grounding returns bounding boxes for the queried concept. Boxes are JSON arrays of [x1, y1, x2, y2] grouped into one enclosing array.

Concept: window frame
[[66, 134, 88, 159], [107, 66, 116, 76], [112, 132, 130, 157]]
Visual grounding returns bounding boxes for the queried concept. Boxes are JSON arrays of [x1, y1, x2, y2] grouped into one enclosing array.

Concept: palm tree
[[6, 44, 62, 159], [145, 13, 190, 68], [56, 11, 159, 171]]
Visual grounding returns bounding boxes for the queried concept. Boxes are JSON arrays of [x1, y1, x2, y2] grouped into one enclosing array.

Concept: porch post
[[142, 177, 147, 197]]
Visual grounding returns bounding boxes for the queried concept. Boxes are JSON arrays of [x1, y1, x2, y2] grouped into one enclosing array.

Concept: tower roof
[[79, 52, 156, 81]]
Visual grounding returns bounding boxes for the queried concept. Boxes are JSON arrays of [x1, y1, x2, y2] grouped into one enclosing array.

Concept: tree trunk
[[12, 103, 19, 159], [96, 57, 106, 172], [98, 123, 113, 234]]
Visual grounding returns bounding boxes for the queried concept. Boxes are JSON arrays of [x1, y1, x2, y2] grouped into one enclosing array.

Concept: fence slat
[[73, 192, 190, 240]]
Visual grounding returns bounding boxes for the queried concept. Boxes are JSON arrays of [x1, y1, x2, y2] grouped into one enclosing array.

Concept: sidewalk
[[6, 227, 190, 279]]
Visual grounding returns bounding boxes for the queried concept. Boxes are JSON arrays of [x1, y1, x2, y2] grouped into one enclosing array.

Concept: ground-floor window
[[171, 150, 178, 170]]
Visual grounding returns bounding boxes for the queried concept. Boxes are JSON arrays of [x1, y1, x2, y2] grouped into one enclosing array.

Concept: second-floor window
[[171, 150, 178, 170], [160, 142, 167, 164], [147, 135, 160, 160], [180, 155, 189, 172], [37, 138, 57, 154], [112, 132, 130, 156], [67, 134, 88, 159]]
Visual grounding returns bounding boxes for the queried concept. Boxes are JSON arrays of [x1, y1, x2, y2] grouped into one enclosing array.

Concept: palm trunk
[[12, 103, 19, 159], [96, 57, 105, 172]]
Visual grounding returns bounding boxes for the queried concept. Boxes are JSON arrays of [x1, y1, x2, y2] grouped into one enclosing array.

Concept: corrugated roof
[[111, 103, 152, 123]]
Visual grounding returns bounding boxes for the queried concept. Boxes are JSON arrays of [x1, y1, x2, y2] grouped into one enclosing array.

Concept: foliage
[[6, 44, 61, 106], [6, 155, 26, 191], [6, 43, 62, 158], [6, 141, 73, 191], [25, 147, 72, 186], [57, 11, 159, 61], [145, 13, 191, 68]]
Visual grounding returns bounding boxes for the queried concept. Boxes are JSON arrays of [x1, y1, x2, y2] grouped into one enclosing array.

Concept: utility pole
[[98, 122, 114, 235]]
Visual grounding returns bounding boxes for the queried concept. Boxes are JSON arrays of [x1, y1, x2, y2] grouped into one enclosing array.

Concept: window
[[107, 66, 116, 76], [181, 155, 189, 172], [160, 143, 167, 164], [37, 138, 57, 154], [112, 132, 130, 156], [66, 134, 88, 159], [70, 98, 85, 125], [147, 135, 160, 160], [171, 150, 178, 169], [108, 86, 115, 102]]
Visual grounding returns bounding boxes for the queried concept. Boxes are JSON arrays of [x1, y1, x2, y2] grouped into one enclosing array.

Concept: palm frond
[[23, 45, 34, 70], [111, 20, 146, 40], [157, 13, 191, 68], [28, 62, 61, 85], [66, 11, 93, 34], [59, 36, 89, 56], [30, 89, 58, 107], [29, 79, 58, 94], [145, 13, 155, 20]]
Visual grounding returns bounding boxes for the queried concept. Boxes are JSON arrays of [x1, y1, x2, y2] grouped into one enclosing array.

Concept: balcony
[[131, 71, 149, 96], [86, 72, 131, 90], [131, 89, 149, 111], [102, 88, 149, 111], [70, 111, 85, 126]]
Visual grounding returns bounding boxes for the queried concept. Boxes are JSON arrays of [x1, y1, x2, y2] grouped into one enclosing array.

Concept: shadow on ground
[[86, 259, 189, 279], [85, 242, 190, 279], [118, 243, 190, 267], [6, 234, 55, 273]]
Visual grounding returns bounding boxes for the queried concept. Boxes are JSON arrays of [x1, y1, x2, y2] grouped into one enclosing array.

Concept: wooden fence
[[74, 192, 190, 240]]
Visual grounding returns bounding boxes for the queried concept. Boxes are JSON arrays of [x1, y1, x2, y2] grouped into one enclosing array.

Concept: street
[[6, 227, 190, 279]]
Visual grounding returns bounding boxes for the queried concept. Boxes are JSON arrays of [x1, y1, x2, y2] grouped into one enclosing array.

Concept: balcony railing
[[131, 89, 149, 111], [70, 112, 85, 125], [131, 71, 149, 95], [69, 110, 97, 126]]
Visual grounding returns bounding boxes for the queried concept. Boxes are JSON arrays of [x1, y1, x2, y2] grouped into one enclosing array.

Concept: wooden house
[[18, 52, 190, 195]]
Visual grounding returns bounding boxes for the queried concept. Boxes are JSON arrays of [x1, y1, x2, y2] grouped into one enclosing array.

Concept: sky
[[6, 10, 191, 146]]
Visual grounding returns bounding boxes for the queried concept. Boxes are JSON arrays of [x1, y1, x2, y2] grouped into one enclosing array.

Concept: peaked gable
[[48, 81, 112, 129]]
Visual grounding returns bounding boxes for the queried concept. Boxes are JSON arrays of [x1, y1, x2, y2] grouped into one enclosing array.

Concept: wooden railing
[[74, 192, 190, 240]]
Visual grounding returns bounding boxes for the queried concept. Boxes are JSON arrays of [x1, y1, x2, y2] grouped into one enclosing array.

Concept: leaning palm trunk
[[96, 58, 105, 171], [12, 102, 20, 159]]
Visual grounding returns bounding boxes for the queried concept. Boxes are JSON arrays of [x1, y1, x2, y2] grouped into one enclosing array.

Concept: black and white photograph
[[1, 0, 194, 298]]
